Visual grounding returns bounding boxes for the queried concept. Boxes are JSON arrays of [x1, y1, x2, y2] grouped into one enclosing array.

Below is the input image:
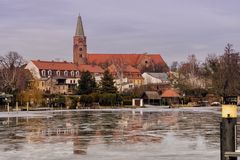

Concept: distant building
[[25, 15, 168, 94], [25, 60, 103, 94], [142, 72, 170, 85], [72, 15, 168, 73], [108, 64, 144, 91]]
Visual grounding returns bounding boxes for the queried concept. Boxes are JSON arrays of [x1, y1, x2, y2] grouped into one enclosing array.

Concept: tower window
[[79, 48, 83, 51], [79, 54, 82, 58]]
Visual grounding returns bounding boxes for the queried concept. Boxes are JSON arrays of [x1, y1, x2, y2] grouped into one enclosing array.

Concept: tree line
[[171, 43, 240, 98]]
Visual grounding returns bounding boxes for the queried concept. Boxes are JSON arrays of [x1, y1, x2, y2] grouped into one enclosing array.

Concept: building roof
[[141, 91, 161, 99], [32, 60, 79, 70], [146, 72, 169, 81], [75, 15, 85, 36], [108, 64, 141, 73], [161, 89, 181, 98], [31, 60, 103, 73], [87, 53, 166, 66], [78, 64, 104, 73]]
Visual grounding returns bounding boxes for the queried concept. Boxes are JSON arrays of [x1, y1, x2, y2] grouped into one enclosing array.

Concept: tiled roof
[[31, 60, 103, 73], [78, 64, 104, 73], [108, 64, 141, 73], [32, 60, 78, 70], [88, 53, 166, 66], [161, 89, 180, 98]]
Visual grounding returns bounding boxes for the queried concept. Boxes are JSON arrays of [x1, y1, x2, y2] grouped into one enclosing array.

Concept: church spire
[[75, 15, 85, 36]]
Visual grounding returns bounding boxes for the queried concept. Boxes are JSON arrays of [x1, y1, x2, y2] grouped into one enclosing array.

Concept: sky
[[0, 0, 240, 65]]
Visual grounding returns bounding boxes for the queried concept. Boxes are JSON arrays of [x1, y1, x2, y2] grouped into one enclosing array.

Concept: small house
[[141, 91, 161, 105]]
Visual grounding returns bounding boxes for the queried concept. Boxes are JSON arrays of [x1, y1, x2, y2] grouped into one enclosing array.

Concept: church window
[[145, 60, 148, 64], [79, 54, 82, 58], [41, 70, 46, 77], [79, 48, 83, 51]]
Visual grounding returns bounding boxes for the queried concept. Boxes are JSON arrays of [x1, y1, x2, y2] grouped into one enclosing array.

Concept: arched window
[[48, 70, 52, 76], [71, 71, 75, 77], [64, 71, 68, 76], [41, 70, 46, 77], [56, 70, 60, 76], [76, 71, 79, 76]]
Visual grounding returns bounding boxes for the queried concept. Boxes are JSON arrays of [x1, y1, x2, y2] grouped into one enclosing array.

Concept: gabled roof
[[141, 91, 161, 99], [146, 72, 168, 81], [87, 53, 166, 66], [161, 89, 180, 98]]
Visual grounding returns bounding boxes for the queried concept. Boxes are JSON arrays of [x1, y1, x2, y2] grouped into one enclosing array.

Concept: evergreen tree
[[100, 70, 117, 93], [77, 71, 96, 95]]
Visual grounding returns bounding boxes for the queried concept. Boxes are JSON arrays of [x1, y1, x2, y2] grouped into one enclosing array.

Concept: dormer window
[[76, 71, 79, 76], [71, 71, 75, 77], [56, 70, 60, 76], [48, 70, 52, 76], [64, 71, 68, 76], [41, 70, 46, 77]]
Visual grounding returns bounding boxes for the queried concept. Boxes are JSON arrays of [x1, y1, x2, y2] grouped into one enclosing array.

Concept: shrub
[[69, 96, 79, 109], [80, 94, 94, 107], [99, 93, 122, 106], [123, 100, 132, 106], [91, 93, 100, 102]]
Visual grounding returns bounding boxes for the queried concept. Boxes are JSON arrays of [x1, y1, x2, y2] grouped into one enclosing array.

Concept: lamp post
[[220, 105, 237, 160]]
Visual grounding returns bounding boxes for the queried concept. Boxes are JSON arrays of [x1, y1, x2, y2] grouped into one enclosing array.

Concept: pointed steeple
[[75, 15, 85, 36]]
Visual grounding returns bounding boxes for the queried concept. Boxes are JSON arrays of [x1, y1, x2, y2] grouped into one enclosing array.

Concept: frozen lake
[[0, 107, 223, 160]]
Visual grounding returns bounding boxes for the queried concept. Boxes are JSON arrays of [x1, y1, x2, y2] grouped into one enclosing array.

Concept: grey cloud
[[1, 0, 240, 65]]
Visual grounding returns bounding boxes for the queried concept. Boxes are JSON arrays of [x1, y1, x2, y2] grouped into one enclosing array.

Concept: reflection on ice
[[0, 107, 223, 160]]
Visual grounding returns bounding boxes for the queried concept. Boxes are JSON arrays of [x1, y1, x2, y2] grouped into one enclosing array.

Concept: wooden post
[[16, 102, 18, 113], [27, 102, 29, 112], [7, 103, 10, 113], [220, 105, 237, 160]]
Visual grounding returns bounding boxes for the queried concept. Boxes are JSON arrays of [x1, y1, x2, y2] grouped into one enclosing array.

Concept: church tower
[[73, 15, 87, 65]]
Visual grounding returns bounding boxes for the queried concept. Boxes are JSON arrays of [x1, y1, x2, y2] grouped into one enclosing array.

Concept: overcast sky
[[0, 0, 240, 65]]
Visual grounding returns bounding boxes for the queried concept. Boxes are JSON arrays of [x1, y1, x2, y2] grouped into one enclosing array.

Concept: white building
[[142, 72, 170, 85], [25, 60, 103, 94]]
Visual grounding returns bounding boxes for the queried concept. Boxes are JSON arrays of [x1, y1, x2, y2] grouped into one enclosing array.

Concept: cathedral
[[73, 15, 168, 73], [25, 15, 168, 94]]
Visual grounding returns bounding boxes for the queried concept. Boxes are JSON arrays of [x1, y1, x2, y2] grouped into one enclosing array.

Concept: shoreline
[[0, 106, 222, 118]]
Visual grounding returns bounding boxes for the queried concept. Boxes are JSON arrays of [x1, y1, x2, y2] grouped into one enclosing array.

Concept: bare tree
[[170, 61, 178, 72], [0, 51, 26, 93], [110, 57, 127, 93]]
